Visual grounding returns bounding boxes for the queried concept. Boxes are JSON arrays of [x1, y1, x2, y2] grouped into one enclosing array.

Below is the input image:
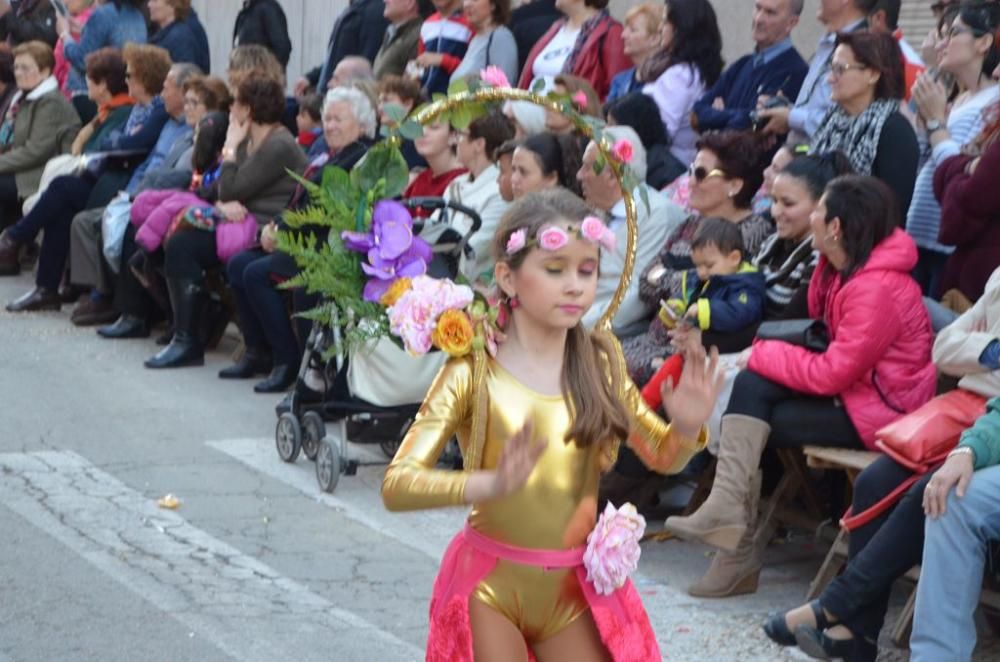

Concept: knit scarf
[[811, 99, 898, 176], [562, 10, 609, 75]]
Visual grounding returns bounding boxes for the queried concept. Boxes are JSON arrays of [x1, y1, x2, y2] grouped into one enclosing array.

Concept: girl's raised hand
[[490, 420, 546, 499], [661, 345, 726, 440]]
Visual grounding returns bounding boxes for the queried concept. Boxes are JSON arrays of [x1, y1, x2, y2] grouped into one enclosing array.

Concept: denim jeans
[[912, 465, 1000, 661]]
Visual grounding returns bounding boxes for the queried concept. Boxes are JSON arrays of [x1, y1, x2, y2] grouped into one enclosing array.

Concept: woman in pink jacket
[[664, 175, 937, 593]]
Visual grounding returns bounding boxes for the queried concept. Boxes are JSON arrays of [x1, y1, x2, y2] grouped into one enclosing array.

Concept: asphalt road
[[0, 271, 995, 661]]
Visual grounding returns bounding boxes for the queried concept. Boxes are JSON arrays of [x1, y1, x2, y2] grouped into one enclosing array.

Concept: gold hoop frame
[[410, 88, 639, 331]]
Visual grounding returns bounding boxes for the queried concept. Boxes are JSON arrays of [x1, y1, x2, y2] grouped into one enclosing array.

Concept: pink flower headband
[[505, 216, 617, 256]]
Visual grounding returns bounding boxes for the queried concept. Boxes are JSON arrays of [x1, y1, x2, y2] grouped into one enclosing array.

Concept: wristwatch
[[926, 118, 945, 134], [948, 446, 976, 462]]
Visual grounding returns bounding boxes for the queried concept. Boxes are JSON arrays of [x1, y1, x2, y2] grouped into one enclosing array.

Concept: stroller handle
[[402, 197, 483, 234]]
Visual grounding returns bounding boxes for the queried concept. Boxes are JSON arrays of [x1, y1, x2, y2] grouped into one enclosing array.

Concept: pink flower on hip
[[505, 228, 527, 254], [538, 226, 569, 251], [480, 65, 511, 88], [599, 227, 617, 252], [580, 216, 606, 243], [612, 138, 634, 164], [572, 91, 588, 108], [583, 502, 646, 596]]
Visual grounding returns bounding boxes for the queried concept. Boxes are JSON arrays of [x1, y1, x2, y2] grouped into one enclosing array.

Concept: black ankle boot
[[145, 278, 205, 369], [219, 348, 272, 379], [254, 364, 297, 393]]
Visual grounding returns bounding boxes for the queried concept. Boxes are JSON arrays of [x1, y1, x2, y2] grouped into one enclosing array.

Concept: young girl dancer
[[382, 188, 725, 661]]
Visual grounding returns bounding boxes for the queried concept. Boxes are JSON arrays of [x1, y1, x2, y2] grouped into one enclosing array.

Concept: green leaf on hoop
[[432, 93, 447, 103], [351, 142, 409, 199], [382, 102, 407, 124], [447, 78, 469, 96], [638, 182, 651, 213], [398, 119, 424, 140], [449, 101, 488, 131], [592, 153, 606, 176]]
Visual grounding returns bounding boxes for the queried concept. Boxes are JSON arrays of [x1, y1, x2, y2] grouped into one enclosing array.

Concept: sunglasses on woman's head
[[689, 165, 727, 182]]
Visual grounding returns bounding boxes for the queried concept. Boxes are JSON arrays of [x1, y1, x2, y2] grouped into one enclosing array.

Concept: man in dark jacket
[[293, 0, 387, 96], [373, 0, 427, 80], [0, 0, 56, 47], [234, 0, 292, 69]]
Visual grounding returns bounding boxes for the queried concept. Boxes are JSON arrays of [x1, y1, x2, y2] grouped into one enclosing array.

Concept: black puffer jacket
[[233, 0, 292, 68], [0, 0, 57, 47]]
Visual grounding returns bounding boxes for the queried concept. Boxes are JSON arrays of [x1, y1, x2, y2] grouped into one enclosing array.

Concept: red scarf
[[96, 93, 135, 124]]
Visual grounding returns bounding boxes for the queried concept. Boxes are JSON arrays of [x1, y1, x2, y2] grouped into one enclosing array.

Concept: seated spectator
[[0, 0, 57, 47], [510, 131, 581, 199], [377, 74, 425, 168], [908, 2, 999, 297], [451, 0, 517, 86], [147, 0, 209, 73], [753, 142, 798, 215], [641, 218, 765, 409], [605, 90, 685, 188], [544, 73, 600, 134], [666, 177, 937, 601], [518, 0, 627, 99], [294, 0, 386, 97], [373, 0, 425, 81], [934, 97, 1000, 304], [692, 0, 807, 133], [509, 0, 559, 75], [912, 402, 1000, 660], [59, 0, 148, 123], [402, 119, 465, 216], [0, 41, 80, 230], [766, 265, 1000, 659], [143, 74, 307, 369], [576, 125, 685, 332], [232, 0, 292, 70], [295, 91, 323, 155], [641, 0, 723, 165], [810, 33, 918, 213], [221, 86, 377, 392], [607, 3, 662, 102], [65, 48, 133, 159], [623, 131, 774, 383], [413, 0, 471, 96], [426, 110, 513, 283], [493, 138, 516, 202], [0, 45, 174, 305], [53, 0, 95, 101]]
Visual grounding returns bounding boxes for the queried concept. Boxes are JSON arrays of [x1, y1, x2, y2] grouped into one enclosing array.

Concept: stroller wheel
[[275, 413, 302, 463], [316, 439, 341, 493], [301, 411, 326, 461]]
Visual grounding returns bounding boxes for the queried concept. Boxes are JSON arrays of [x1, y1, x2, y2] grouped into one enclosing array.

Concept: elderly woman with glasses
[[622, 130, 775, 384]]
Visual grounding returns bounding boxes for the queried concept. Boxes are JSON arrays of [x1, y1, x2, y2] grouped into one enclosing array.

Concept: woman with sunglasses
[[622, 130, 773, 384], [908, 2, 1000, 297], [810, 31, 919, 217]]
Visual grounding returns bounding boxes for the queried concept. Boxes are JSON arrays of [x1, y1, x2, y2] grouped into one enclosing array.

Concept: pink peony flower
[[572, 91, 588, 108], [388, 276, 474, 355], [538, 226, 569, 251], [580, 216, 606, 243], [599, 227, 617, 252], [583, 502, 646, 596], [612, 138, 634, 164], [506, 228, 527, 254], [480, 65, 511, 88]]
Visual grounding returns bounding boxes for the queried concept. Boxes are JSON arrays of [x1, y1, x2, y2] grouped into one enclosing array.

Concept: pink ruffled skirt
[[425, 524, 662, 661]]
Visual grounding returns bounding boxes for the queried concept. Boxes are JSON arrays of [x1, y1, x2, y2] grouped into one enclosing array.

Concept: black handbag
[[755, 319, 830, 353]]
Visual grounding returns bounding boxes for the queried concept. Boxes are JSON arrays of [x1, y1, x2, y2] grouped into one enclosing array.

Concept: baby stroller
[[274, 197, 483, 493]]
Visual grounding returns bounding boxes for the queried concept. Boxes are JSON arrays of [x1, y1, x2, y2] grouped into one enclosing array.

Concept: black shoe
[[254, 364, 297, 393], [6, 286, 60, 312], [144, 277, 205, 369], [795, 624, 857, 660], [219, 348, 272, 379], [764, 600, 833, 648], [98, 315, 150, 339]]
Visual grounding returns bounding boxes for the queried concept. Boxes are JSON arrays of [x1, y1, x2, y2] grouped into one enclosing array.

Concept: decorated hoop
[[405, 87, 640, 330]]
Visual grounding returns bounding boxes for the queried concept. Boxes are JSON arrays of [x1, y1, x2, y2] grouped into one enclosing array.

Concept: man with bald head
[[693, 0, 808, 132]]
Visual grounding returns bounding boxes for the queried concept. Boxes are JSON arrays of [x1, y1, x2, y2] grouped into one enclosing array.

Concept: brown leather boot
[[687, 471, 763, 598], [0, 229, 21, 276], [664, 415, 770, 551]]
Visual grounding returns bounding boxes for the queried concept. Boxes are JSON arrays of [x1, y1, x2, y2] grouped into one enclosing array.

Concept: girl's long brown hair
[[491, 189, 631, 447]]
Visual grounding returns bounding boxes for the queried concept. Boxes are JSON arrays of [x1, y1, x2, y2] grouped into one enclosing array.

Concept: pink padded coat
[[748, 229, 937, 449]]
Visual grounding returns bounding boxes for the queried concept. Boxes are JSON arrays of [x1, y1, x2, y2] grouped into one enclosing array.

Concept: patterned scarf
[[562, 10, 609, 75], [811, 98, 898, 176]]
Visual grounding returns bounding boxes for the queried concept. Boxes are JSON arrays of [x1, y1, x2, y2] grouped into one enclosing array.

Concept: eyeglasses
[[829, 62, 868, 78], [689, 165, 727, 182]]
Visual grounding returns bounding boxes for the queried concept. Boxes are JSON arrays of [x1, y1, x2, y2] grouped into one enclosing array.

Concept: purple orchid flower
[[342, 200, 434, 302]]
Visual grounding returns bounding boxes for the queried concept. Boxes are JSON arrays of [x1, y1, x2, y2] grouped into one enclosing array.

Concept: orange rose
[[432, 309, 474, 357], [380, 277, 413, 307]]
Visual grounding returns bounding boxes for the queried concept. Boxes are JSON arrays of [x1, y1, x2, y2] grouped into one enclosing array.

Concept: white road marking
[[0, 451, 422, 662]]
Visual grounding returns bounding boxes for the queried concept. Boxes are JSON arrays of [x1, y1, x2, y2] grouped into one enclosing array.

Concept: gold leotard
[[382, 337, 707, 642]]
